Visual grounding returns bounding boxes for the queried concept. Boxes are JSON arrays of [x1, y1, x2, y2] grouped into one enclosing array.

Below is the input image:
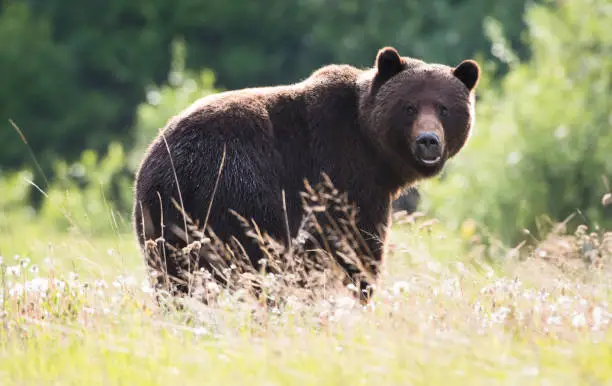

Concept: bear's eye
[[438, 105, 449, 117], [405, 104, 417, 116]]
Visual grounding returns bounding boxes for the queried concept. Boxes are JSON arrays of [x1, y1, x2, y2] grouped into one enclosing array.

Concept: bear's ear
[[375, 47, 405, 80], [453, 60, 480, 91]]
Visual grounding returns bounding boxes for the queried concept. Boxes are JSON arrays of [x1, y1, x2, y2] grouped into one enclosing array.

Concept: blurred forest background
[[0, 0, 610, 251]]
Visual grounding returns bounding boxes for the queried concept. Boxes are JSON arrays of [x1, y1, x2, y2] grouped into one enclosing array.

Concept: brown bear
[[133, 46, 480, 303]]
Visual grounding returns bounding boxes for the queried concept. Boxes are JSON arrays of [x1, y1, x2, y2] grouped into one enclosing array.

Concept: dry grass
[[143, 174, 385, 308], [1, 196, 611, 385]]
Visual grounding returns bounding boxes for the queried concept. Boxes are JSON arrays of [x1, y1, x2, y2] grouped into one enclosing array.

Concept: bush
[[0, 40, 221, 236], [128, 39, 220, 171], [0, 142, 134, 237], [421, 0, 612, 246], [37, 142, 134, 234], [0, 170, 38, 232]]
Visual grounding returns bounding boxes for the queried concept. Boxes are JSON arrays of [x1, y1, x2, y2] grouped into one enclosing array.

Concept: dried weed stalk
[[144, 174, 379, 308]]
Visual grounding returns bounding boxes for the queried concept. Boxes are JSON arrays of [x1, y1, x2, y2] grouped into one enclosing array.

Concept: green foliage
[[37, 142, 134, 235], [298, 0, 531, 75], [128, 39, 220, 170], [422, 0, 612, 245], [0, 0, 535, 171], [0, 39, 220, 236], [0, 170, 37, 230], [2, 0, 608, 249], [0, 3, 75, 169]]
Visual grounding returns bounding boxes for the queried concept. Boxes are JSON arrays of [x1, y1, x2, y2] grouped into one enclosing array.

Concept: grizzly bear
[[133, 46, 480, 303]]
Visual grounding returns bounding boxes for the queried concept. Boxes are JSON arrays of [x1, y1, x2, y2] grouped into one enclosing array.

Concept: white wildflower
[[592, 307, 605, 330], [206, 281, 220, 294], [6, 265, 20, 277], [27, 277, 49, 294], [122, 276, 138, 287], [336, 295, 356, 310], [83, 307, 95, 315], [442, 277, 461, 298], [571, 313, 587, 328], [94, 279, 108, 289], [491, 306, 511, 324], [140, 280, 154, 294], [9, 283, 24, 297], [556, 296, 572, 308], [392, 281, 410, 296]]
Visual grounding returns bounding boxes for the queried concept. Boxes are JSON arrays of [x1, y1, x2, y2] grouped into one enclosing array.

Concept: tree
[[422, 0, 612, 244]]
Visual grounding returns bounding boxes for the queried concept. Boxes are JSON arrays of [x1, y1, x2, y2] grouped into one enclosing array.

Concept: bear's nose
[[414, 133, 442, 163]]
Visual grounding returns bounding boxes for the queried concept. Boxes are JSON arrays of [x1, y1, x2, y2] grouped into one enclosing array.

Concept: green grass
[[1, 212, 611, 385]]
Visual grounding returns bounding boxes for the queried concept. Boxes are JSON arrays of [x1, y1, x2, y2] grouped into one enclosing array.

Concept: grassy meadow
[[1, 203, 611, 385], [1, 0, 611, 384]]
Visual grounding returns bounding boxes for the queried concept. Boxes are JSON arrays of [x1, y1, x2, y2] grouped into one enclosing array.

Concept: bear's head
[[358, 46, 480, 185]]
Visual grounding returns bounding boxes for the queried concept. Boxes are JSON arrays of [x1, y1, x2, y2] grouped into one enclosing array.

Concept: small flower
[[335, 295, 356, 309], [94, 279, 108, 289], [6, 265, 20, 277], [19, 257, 30, 268], [29, 265, 39, 274], [9, 283, 24, 297], [592, 307, 608, 327], [556, 296, 572, 308], [205, 281, 220, 294], [27, 277, 49, 293], [141, 280, 154, 294], [572, 313, 587, 328], [392, 281, 410, 296], [491, 306, 511, 324]]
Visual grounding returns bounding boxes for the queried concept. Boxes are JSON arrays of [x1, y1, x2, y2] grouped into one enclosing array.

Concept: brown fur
[[132, 46, 480, 302]]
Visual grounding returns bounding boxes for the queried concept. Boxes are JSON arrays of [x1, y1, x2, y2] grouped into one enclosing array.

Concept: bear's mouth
[[418, 156, 441, 166], [412, 152, 445, 176]]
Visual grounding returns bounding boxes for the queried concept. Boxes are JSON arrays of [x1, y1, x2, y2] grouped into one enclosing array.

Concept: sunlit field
[[1, 208, 610, 386], [2, 0, 611, 383]]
